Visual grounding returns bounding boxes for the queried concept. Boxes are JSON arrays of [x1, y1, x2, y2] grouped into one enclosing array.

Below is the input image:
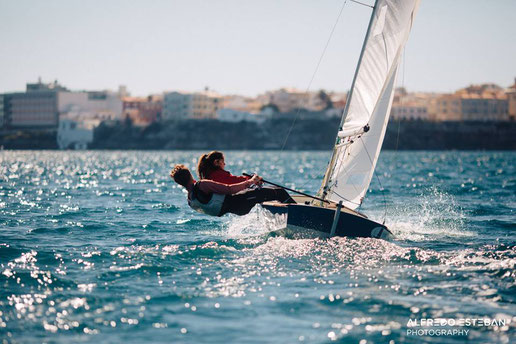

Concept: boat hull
[[262, 202, 393, 240]]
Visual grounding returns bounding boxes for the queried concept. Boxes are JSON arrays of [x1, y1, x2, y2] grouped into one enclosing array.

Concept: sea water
[[0, 150, 514, 343]]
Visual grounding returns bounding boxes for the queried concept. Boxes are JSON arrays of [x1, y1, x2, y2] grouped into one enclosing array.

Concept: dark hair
[[170, 164, 192, 187], [197, 151, 224, 179]]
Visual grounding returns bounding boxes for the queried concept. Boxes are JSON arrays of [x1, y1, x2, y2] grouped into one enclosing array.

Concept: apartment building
[[459, 84, 507, 121], [122, 95, 162, 125], [163, 90, 221, 120], [3, 80, 67, 128], [391, 90, 434, 120], [432, 84, 508, 121], [506, 78, 516, 121]]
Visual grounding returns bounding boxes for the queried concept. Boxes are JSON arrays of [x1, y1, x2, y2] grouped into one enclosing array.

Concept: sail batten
[[319, 0, 421, 209]]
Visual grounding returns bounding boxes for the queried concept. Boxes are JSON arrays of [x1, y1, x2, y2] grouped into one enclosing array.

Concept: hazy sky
[[1, 0, 515, 96]]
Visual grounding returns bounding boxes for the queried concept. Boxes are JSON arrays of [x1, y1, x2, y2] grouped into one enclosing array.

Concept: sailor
[[197, 151, 248, 184], [170, 164, 295, 216]]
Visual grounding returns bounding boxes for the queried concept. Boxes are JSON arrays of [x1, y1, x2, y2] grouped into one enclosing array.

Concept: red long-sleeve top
[[191, 178, 251, 197], [208, 169, 249, 185]]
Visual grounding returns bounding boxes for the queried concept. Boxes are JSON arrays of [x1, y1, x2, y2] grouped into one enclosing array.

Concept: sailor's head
[[197, 151, 225, 179], [170, 164, 193, 187], [206, 151, 225, 168]]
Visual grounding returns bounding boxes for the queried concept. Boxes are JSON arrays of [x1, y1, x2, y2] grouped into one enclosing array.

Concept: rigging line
[[297, 162, 331, 196], [395, 49, 405, 155], [280, 0, 348, 151], [359, 136, 388, 224], [349, 0, 374, 9], [389, 49, 406, 217]]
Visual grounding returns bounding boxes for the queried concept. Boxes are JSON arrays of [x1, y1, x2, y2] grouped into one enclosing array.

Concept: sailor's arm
[[198, 175, 260, 195], [210, 170, 249, 184]]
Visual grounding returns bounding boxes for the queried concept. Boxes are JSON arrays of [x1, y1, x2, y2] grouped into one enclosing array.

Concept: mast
[[318, 0, 379, 202], [318, 0, 421, 210]]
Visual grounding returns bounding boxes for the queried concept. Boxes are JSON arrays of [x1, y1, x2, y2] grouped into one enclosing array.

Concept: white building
[[217, 108, 269, 123], [57, 115, 100, 149], [58, 90, 123, 121], [163, 91, 191, 121], [55, 89, 123, 149]]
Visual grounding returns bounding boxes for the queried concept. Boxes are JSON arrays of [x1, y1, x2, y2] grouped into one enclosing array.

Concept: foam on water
[[224, 206, 287, 239], [383, 186, 471, 242]]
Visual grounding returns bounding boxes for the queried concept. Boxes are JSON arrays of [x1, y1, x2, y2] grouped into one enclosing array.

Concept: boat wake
[[223, 186, 471, 244], [379, 187, 471, 242], [223, 206, 287, 239]]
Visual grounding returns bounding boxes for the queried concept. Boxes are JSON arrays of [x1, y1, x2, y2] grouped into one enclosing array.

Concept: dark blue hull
[[262, 203, 393, 240]]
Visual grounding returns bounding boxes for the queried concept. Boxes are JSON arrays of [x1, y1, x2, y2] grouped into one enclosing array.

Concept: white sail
[[319, 0, 420, 209]]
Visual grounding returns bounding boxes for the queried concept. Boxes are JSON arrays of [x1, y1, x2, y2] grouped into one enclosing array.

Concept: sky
[[0, 0, 515, 97]]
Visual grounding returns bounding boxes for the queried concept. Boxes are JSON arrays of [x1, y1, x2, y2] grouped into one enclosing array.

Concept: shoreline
[[1, 119, 515, 151]]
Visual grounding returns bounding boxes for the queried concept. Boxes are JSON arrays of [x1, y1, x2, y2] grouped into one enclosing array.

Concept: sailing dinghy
[[262, 0, 421, 239]]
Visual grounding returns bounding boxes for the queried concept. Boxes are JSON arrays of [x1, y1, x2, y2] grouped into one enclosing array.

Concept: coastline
[[1, 119, 515, 151]]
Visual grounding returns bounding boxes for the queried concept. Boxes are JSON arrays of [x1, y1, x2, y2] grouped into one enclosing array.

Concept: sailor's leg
[[220, 187, 294, 216], [240, 187, 294, 204]]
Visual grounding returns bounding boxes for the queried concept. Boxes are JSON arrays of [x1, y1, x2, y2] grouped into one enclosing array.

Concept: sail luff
[[319, 0, 421, 209], [318, 0, 379, 200], [337, 0, 380, 131]]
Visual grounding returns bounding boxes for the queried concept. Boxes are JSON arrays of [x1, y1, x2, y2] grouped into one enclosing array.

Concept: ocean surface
[[0, 150, 514, 343]]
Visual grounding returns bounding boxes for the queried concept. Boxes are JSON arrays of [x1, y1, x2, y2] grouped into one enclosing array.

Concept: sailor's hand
[[249, 174, 262, 186]]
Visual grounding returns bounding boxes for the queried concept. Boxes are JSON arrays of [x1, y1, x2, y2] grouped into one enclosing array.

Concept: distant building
[[391, 89, 433, 120], [256, 88, 336, 113], [190, 91, 221, 119], [433, 84, 508, 121], [57, 116, 100, 149], [58, 90, 123, 121], [391, 103, 428, 120], [259, 88, 310, 113], [217, 108, 269, 123], [122, 95, 162, 125], [459, 84, 508, 121], [163, 90, 221, 120], [222, 95, 262, 114], [506, 78, 516, 121], [433, 94, 462, 121], [163, 91, 191, 121], [329, 92, 347, 109], [3, 79, 68, 128], [118, 85, 130, 98]]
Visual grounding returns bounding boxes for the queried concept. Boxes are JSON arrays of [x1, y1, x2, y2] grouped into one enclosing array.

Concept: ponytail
[[196, 151, 224, 180], [197, 154, 209, 179]]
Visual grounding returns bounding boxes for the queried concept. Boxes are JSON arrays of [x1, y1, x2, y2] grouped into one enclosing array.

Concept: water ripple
[[0, 150, 514, 343]]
